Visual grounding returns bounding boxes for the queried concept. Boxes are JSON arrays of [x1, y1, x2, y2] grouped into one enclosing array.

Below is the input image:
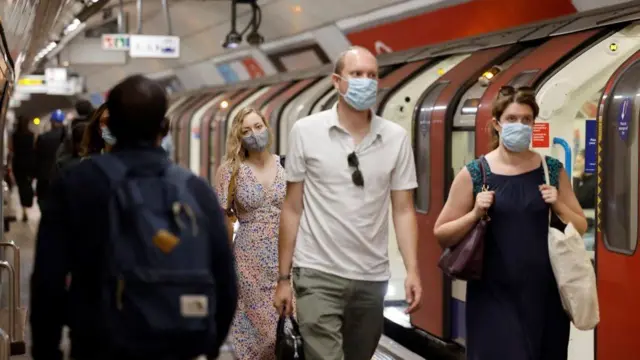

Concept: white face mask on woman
[[500, 122, 532, 152], [100, 125, 117, 146]]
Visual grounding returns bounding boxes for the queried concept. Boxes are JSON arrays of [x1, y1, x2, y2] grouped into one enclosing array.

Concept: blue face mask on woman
[[101, 125, 117, 146], [338, 77, 378, 111], [500, 122, 532, 152]]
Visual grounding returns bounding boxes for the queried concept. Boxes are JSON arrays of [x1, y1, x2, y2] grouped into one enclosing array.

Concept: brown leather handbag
[[437, 156, 489, 281]]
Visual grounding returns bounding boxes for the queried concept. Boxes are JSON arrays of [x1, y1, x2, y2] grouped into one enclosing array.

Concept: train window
[[414, 82, 448, 213], [508, 70, 539, 89], [453, 81, 488, 127], [602, 61, 640, 254]]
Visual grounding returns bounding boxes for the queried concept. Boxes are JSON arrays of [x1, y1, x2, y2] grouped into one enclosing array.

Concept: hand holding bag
[[275, 314, 305, 360], [541, 154, 600, 330], [437, 156, 489, 281]]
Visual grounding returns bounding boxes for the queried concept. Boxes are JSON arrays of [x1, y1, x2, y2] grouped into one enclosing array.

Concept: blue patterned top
[[466, 156, 563, 195]]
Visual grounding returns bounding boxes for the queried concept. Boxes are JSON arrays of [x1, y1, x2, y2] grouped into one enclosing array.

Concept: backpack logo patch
[[153, 229, 180, 253], [180, 295, 209, 318]]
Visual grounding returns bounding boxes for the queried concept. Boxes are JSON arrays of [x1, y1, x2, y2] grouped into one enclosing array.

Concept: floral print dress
[[216, 155, 286, 360]]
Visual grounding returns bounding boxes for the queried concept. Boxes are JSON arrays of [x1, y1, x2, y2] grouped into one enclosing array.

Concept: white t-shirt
[[286, 104, 418, 281]]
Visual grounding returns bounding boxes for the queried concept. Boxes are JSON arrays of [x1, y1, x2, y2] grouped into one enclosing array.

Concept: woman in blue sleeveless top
[[434, 86, 588, 360]]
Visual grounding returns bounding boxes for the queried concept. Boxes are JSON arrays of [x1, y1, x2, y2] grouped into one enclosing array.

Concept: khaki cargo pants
[[292, 267, 388, 360]]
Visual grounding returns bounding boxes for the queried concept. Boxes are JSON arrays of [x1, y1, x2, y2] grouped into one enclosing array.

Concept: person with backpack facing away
[[34, 109, 67, 211], [30, 75, 238, 360], [55, 122, 88, 174]]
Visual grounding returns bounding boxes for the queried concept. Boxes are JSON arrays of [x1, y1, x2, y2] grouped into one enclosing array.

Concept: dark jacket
[[55, 116, 91, 171], [30, 146, 238, 360], [34, 127, 65, 201]]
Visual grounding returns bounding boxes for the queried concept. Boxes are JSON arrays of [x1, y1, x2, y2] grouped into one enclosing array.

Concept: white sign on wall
[[129, 35, 180, 59], [45, 67, 69, 95]]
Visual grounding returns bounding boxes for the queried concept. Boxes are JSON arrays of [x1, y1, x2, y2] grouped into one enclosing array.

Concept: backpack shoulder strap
[[165, 164, 193, 187], [92, 154, 128, 186]]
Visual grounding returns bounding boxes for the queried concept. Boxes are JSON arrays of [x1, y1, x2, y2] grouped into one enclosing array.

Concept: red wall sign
[[532, 122, 550, 148], [346, 0, 577, 54], [241, 57, 266, 79]]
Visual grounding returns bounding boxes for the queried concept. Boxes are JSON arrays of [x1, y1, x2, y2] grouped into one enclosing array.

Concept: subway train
[[166, 5, 640, 360]]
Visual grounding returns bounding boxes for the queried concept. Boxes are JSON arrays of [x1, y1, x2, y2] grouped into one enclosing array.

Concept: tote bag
[[541, 155, 600, 330]]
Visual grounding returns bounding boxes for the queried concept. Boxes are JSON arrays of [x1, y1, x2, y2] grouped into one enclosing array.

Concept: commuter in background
[[78, 103, 108, 157], [34, 109, 66, 210], [56, 100, 95, 166], [572, 149, 596, 209], [55, 122, 88, 173], [215, 107, 285, 359], [71, 99, 94, 125], [433, 86, 587, 360], [274, 46, 422, 360], [9, 115, 36, 221], [31, 75, 237, 360], [160, 117, 174, 158]]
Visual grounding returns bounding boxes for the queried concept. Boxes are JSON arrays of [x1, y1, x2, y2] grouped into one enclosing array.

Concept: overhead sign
[[102, 34, 131, 51], [532, 122, 550, 148], [45, 67, 69, 95], [15, 75, 47, 94], [129, 35, 180, 59]]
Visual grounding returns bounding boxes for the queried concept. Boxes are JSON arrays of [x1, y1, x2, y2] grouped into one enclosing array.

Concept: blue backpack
[[93, 154, 217, 358]]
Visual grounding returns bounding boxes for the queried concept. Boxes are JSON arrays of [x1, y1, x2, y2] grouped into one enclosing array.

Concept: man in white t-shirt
[[274, 46, 422, 360]]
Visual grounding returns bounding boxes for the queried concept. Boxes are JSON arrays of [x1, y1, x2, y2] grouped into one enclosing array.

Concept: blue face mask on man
[[338, 76, 378, 111], [500, 122, 532, 152]]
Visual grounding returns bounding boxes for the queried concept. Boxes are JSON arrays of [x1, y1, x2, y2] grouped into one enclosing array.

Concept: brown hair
[[489, 86, 540, 150], [80, 103, 108, 157]]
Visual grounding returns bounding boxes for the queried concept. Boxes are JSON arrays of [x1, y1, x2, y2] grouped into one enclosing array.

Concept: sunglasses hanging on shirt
[[347, 151, 364, 187]]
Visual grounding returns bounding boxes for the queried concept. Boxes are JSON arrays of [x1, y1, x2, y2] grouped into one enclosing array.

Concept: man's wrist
[[277, 273, 291, 282]]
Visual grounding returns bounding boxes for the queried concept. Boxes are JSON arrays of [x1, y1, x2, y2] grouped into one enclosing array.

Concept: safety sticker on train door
[[618, 97, 631, 142], [532, 123, 549, 148]]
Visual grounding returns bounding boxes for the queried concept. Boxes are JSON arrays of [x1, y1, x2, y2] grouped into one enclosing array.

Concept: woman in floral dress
[[215, 107, 286, 359]]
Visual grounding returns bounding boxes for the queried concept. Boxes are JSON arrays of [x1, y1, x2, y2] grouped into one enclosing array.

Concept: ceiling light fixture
[[222, 0, 264, 49]]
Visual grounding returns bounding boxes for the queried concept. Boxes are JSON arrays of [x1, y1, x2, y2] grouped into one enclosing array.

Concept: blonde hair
[[222, 107, 273, 217]]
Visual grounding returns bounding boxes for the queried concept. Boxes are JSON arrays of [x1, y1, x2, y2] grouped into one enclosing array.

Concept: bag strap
[[539, 153, 553, 224], [478, 155, 488, 192]]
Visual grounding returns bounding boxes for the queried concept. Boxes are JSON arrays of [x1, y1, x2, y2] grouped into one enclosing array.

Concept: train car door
[[190, 93, 226, 174], [261, 78, 318, 153], [200, 89, 243, 182], [596, 49, 640, 360], [535, 23, 640, 360], [279, 78, 333, 155], [171, 95, 202, 161], [377, 56, 467, 305], [178, 93, 218, 168]]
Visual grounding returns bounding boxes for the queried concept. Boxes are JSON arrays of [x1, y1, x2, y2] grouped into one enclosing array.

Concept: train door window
[[453, 81, 490, 127], [602, 61, 640, 254], [508, 70, 539, 89], [414, 82, 448, 213]]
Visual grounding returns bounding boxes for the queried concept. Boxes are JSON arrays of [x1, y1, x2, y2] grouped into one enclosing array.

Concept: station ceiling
[[72, 0, 405, 92]]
